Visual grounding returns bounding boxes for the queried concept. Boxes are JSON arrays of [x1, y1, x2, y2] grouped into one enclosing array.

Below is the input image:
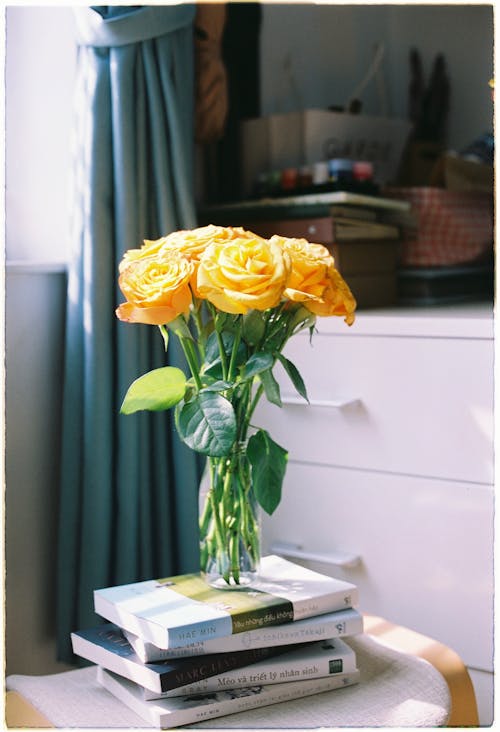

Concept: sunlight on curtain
[[57, 5, 201, 663]]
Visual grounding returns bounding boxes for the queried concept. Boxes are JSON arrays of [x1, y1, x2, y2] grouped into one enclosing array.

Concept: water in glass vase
[[199, 443, 260, 588]]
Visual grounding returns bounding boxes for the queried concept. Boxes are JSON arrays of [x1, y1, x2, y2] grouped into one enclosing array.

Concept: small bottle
[[352, 161, 374, 182], [281, 167, 298, 192], [298, 164, 313, 191], [268, 171, 282, 196], [312, 161, 329, 186], [328, 158, 353, 183]]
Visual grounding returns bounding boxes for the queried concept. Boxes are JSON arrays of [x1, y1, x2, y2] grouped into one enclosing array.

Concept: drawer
[[255, 332, 494, 484], [261, 463, 494, 672]]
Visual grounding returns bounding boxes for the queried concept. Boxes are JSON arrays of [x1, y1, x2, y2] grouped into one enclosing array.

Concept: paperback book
[[125, 606, 364, 662], [144, 637, 356, 700], [94, 554, 358, 651], [97, 665, 360, 728], [71, 624, 291, 697]]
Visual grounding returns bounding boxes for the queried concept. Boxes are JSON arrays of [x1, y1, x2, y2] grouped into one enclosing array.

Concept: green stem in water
[[209, 484, 230, 581]]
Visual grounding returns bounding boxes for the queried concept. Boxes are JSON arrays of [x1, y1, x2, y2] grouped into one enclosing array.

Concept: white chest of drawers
[[256, 304, 494, 725]]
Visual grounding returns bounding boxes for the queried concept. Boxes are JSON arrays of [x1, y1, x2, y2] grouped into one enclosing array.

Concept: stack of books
[[71, 554, 363, 728], [199, 191, 413, 309]]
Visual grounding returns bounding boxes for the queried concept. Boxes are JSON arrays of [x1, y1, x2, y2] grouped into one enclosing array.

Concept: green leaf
[[276, 353, 308, 402], [120, 367, 186, 414], [203, 361, 224, 380], [259, 368, 282, 407], [175, 392, 237, 456], [241, 351, 274, 380], [242, 310, 266, 345], [201, 380, 232, 393], [247, 429, 288, 515]]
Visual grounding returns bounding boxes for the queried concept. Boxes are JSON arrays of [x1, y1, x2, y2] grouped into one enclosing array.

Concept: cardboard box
[[240, 109, 412, 197]]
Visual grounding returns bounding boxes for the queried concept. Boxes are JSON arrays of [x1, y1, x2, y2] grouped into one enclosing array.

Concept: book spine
[[163, 670, 361, 728], [292, 587, 358, 622], [144, 642, 357, 699], [98, 667, 360, 729], [94, 592, 233, 650], [127, 610, 363, 662], [158, 645, 289, 693]]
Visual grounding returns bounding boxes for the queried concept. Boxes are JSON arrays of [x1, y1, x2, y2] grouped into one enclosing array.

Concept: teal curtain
[[56, 5, 201, 662]]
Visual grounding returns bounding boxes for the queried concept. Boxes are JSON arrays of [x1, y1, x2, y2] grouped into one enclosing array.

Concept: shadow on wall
[[5, 266, 75, 675]]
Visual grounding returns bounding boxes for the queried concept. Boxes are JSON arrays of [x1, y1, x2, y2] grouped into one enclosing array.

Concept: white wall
[[5, 267, 73, 676], [260, 4, 493, 151], [5, 6, 76, 263]]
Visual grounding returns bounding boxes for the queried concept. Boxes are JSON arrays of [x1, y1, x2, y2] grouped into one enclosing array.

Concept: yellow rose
[[270, 235, 334, 304], [160, 225, 257, 297], [197, 235, 290, 314], [305, 265, 357, 325], [119, 237, 168, 273], [116, 250, 194, 325]]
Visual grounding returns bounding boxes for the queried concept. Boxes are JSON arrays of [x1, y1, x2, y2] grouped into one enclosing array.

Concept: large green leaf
[[120, 367, 186, 414], [176, 392, 237, 456], [247, 429, 288, 515], [276, 353, 308, 402]]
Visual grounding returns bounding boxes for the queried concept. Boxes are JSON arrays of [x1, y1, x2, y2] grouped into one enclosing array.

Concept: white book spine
[[93, 592, 230, 650], [126, 608, 363, 662], [286, 588, 358, 624], [143, 638, 356, 700], [97, 666, 360, 729]]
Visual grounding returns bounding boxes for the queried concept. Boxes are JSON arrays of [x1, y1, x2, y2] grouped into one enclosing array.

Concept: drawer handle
[[270, 541, 361, 569], [282, 395, 361, 409]]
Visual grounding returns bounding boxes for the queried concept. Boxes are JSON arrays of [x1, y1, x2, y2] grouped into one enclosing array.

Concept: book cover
[[330, 204, 379, 222], [125, 606, 363, 662], [97, 665, 360, 728], [333, 218, 400, 241], [144, 637, 356, 700], [94, 555, 358, 650], [71, 624, 290, 696]]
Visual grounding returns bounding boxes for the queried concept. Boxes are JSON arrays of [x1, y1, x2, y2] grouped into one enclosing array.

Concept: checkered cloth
[[386, 187, 493, 267]]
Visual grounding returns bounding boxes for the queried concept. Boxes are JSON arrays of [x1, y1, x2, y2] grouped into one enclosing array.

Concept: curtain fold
[[56, 5, 200, 662]]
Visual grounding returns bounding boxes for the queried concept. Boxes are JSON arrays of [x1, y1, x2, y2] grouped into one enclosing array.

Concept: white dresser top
[[314, 303, 494, 340]]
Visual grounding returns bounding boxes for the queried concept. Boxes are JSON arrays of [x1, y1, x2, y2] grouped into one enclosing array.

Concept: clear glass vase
[[199, 443, 261, 588]]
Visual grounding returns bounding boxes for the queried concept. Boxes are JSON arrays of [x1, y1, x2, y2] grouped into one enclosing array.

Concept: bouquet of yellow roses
[[116, 225, 356, 586]]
